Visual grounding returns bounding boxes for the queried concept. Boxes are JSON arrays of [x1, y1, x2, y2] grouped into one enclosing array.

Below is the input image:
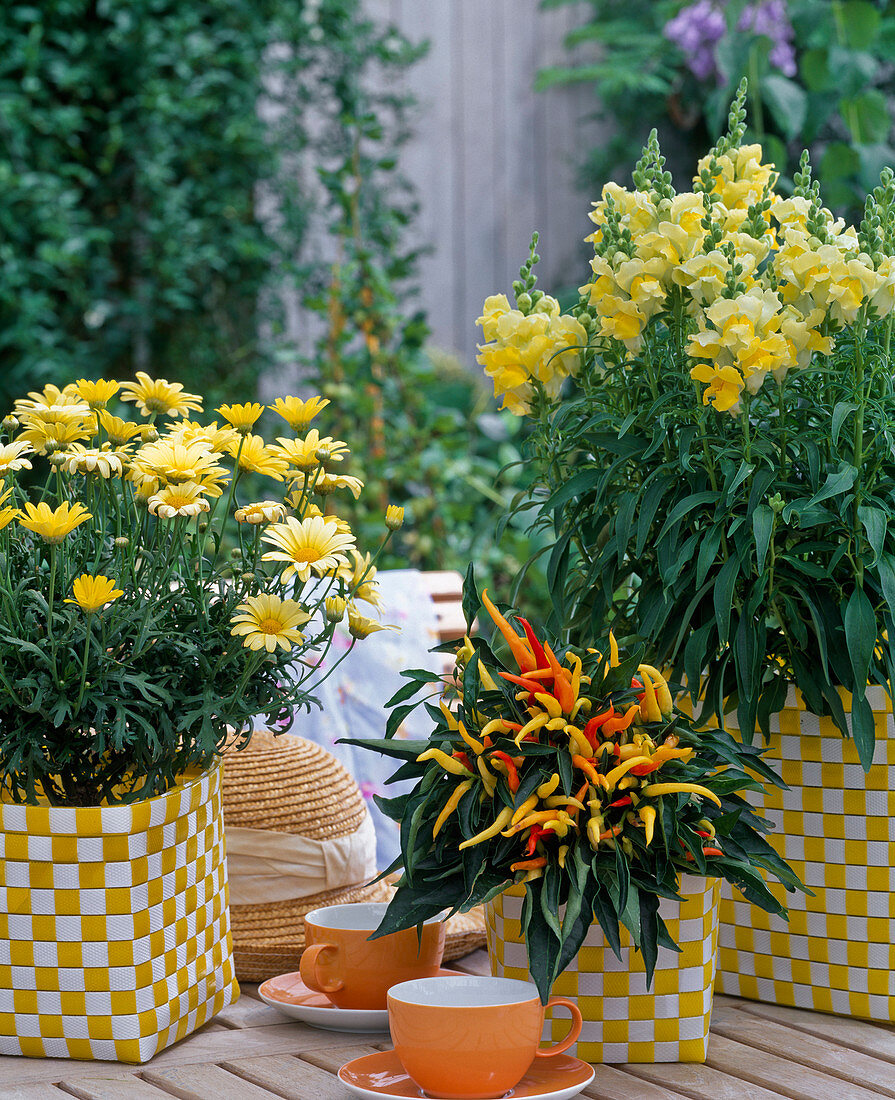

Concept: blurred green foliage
[[539, 0, 895, 219]]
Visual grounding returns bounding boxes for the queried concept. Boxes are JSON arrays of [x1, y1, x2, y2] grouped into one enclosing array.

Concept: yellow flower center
[[259, 617, 285, 635], [290, 548, 320, 563]]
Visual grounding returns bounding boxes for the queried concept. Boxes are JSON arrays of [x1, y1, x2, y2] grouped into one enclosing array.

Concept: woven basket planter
[[223, 733, 487, 980], [0, 761, 238, 1063], [485, 875, 720, 1063], [718, 686, 895, 1021]]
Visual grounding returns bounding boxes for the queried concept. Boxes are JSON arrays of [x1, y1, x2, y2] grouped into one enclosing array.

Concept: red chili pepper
[[498, 670, 544, 695], [631, 677, 643, 690], [695, 830, 712, 839], [608, 795, 632, 808], [702, 847, 723, 857], [630, 761, 661, 776], [524, 824, 545, 857], [452, 751, 472, 772], [491, 750, 520, 793], [583, 708, 615, 749], [516, 617, 548, 671]]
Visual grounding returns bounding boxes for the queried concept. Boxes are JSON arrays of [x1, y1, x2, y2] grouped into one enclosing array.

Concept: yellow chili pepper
[[481, 718, 513, 739], [609, 631, 620, 667], [605, 756, 653, 787], [545, 795, 586, 811], [557, 844, 569, 869], [537, 772, 561, 799], [458, 805, 513, 849], [511, 793, 539, 826], [438, 699, 459, 730], [570, 696, 592, 720], [618, 775, 639, 790], [458, 721, 485, 755], [432, 779, 473, 837], [639, 804, 656, 845], [637, 665, 662, 723], [641, 782, 722, 807], [697, 817, 716, 838], [477, 658, 500, 692], [650, 745, 694, 766], [534, 691, 563, 719], [564, 724, 593, 757], [567, 652, 583, 703], [586, 817, 602, 849], [618, 742, 647, 760], [513, 711, 549, 746], [416, 747, 474, 776], [476, 755, 497, 796], [638, 663, 673, 715], [502, 809, 561, 836]]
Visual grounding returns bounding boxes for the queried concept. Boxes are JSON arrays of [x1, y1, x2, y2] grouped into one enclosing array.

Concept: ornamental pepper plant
[[479, 83, 895, 769], [0, 376, 399, 807], [345, 571, 804, 1001]]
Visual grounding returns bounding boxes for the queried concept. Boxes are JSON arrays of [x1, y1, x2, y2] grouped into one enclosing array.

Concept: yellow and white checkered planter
[[485, 875, 720, 1063], [719, 686, 895, 1022], [0, 761, 239, 1063]]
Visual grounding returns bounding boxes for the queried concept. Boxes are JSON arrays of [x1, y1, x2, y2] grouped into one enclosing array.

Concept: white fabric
[[226, 809, 377, 905]]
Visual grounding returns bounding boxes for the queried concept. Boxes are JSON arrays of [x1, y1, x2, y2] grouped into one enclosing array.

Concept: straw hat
[[222, 732, 484, 981]]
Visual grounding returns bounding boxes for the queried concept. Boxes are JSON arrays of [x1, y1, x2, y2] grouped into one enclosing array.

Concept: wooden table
[[2, 950, 894, 1099]]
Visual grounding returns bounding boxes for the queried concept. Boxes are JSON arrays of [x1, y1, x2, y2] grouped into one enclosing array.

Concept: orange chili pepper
[[542, 642, 574, 712], [481, 589, 537, 672], [630, 761, 661, 776], [599, 824, 623, 842], [583, 708, 614, 749], [702, 847, 723, 857], [510, 856, 547, 872], [571, 754, 602, 787], [601, 704, 641, 736], [452, 751, 473, 772]]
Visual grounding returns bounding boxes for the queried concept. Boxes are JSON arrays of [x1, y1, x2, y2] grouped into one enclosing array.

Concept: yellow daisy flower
[[73, 378, 120, 409], [119, 371, 203, 417], [0, 484, 18, 531], [19, 501, 92, 543], [17, 416, 94, 455], [167, 419, 240, 455], [64, 574, 124, 614], [217, 402, 264, 433], [130, 438, 229, 497], [325, 595, 347, 622], [268, 395, 330, 432], [347, 606, 394, 639], [338, 549, 382, 609], [289, 470, 364, 499], [12, 384, 83, 418], [64, 443, 125, 479], [261, 515, 356, 583], [98, 410, 144, 446], [228, 434, 289, 480], [147, 482, 210, 519], [0, 441, 34, 475], [234, 500, 288, 525], [230, 593, 311, 652], [274, 429, 349, 472], [385, 504, 404, 530]]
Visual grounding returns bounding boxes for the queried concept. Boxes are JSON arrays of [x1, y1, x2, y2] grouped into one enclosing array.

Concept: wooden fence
[[371, 0, 604, 365]]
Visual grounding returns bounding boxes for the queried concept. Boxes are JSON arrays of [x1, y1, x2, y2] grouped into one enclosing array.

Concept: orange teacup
[[388, 975, 583, 1099], [299, 902, 445, 1010]]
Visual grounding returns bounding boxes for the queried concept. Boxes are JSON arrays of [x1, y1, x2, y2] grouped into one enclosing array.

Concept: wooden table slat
[[710, 1002, 895, 1098], [62, 1076, 176, 1099], [222, 1054, 351, 1100], [622, 1059, 795, 1100], [582, 1064, 696, 1100], [141, 1062, 288, 1100], [296, 1042, 391, 1075], [0, 1087, 74, 1099], [705, 1033, 890, 1100]]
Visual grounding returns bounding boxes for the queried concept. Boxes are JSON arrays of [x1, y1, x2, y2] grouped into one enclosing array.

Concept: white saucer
[[338, 1049, 596, 1099], [258, 969, 460, 1033]]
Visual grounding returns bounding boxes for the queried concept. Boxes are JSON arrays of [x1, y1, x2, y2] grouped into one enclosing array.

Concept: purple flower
[[664, 1, 727, 82], [738, 0, 798, 77]]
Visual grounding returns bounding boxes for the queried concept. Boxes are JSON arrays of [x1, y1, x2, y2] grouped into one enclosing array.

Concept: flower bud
[[768, 493, 785, 515], [325, 596, 347, 623], [49, 452, 67, 467], [385, 504, 404, 531], [140, 425, 159, 443], [516, 292, 532, 313], [230, 547, 243, 559], [239, 572, 256, 584], [1, 416, 18, 431], [114, 536, 130, 548]]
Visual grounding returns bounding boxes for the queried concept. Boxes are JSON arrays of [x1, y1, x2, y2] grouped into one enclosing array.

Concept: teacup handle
[[534, 996, 583, 1058], [299, 943, 343, 994]]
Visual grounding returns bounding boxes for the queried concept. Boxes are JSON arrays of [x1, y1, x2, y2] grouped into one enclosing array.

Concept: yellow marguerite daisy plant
[[0, 374, 399, 807]]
